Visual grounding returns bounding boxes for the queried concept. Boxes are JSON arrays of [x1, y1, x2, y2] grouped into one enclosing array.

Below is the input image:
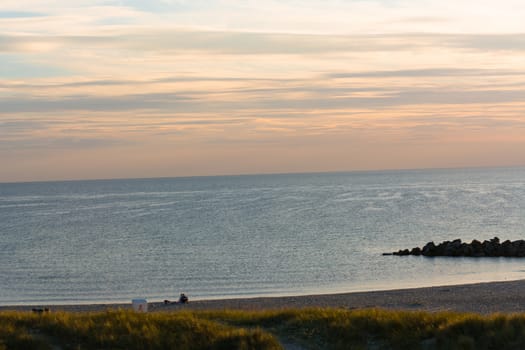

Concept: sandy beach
[[3, 279, 525, 315]]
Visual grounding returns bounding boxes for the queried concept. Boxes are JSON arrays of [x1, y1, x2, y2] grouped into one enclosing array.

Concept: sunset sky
[[1, 0, 525, 182]]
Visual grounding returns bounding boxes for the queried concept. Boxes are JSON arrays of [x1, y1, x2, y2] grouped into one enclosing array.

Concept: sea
[[1, 167, 525, 305]]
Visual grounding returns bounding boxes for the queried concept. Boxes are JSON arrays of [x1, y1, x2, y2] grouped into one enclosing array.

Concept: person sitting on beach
[[163, 293, 189, 305], [178, 293, 188, 304]]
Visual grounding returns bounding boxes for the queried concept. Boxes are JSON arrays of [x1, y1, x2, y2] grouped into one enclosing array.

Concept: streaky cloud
[[2, 31, 525, 56], [2, 87, 525, 114], [0, 93, 194, 113], [0, 136, 126, 151], [451, 33, 525, 51], [0, 11, 44, 18], [328, 68, 524, 79]]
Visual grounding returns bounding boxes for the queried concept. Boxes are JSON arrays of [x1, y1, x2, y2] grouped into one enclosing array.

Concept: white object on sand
[[132, 299, 148, 312]]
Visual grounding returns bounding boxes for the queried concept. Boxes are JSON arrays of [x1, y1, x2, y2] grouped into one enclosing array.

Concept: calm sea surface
[[1, 167, 525, 305]]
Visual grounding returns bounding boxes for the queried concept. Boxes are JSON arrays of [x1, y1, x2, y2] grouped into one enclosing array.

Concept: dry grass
[[0, 310, 282, 350], [3, 308, 525, 349]]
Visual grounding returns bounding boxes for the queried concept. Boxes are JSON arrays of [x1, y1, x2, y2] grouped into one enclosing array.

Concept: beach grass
[[0, 310, 282, 350], [3, 308, 525, 349], [200, 308, 525, 349]]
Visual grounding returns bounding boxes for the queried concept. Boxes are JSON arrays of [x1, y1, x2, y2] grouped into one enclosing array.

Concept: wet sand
[[3, 280, 525, 314]]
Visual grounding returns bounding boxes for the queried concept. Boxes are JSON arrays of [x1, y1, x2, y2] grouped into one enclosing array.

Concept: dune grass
[[3, 308, 525, 349], [0, 310, 281, 350], [200, 308, 525, 349]]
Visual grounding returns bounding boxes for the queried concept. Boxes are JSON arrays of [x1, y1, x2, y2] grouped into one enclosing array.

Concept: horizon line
[[2, 164, 524, 186]]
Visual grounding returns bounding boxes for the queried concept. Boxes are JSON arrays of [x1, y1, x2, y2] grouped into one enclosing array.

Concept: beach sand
[[3, 279, 525, 314]]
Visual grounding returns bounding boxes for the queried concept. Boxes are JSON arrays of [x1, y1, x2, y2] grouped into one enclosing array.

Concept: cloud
[[3, 32, 398, 55], [0, 93, 194, 113], [328, 68, 524, 79], [0, 54, 69, 78], [3, 0, 525, 39], [118, 0, 196, 13], [451, 34, 525, 51], [3, 31, 525, 59], [2, 2, 525, 181], [385, 16, 451, 24], [2, 67, 525, 116], [0, 136, 124, 151], [0, 11, 44, 18]]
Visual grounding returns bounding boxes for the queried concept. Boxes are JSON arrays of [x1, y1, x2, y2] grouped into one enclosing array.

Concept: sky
[[1, 0, 525, 182]]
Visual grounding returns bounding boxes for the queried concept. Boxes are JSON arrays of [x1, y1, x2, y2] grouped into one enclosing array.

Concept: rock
[[410, 247, 422, 256], [470, 239, 483, 256], [422, 242, 437, 256], [443, 239, 462, 256], [461, 243, 473, 256], [387, 237, 525, 258], [482, 240, 496, 256], [502, 240, 517, 257], [393, 249, 410, 256]]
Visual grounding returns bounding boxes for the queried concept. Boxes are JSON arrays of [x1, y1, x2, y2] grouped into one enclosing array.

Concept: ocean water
[[1, 167, 525, 305]]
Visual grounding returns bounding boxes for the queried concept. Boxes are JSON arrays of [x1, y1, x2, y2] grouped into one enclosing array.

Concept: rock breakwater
[[387, 237, 525, 257]]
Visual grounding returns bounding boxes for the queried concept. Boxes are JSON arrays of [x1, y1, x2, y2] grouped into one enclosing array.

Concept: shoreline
[[3, 279, 525, 314]]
